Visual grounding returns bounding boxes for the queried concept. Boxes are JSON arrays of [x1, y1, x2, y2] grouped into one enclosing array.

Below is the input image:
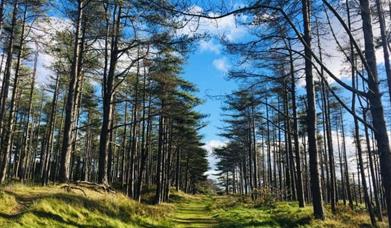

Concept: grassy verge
[[0, 183, 174, 227], [209, 195, 388, 227]]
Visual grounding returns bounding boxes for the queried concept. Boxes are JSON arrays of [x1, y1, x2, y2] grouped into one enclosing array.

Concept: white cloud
[[198, 39, 221, 54], [177, 5, 247, 42], [203, 139, 226, 155], [213, 57, 230, 73], [36, 52, 55, 84], [31, 17, 73, 85], [202, 139, 226, 179]]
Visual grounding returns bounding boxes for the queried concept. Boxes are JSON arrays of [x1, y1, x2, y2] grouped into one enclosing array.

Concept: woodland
[[0, 0, 390, 227]]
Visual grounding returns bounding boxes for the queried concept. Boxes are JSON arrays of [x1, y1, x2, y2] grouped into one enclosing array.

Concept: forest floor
[[0, 183, 388, 227]]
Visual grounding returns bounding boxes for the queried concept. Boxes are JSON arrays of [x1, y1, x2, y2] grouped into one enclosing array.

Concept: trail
[[172, 196, 218, 227]]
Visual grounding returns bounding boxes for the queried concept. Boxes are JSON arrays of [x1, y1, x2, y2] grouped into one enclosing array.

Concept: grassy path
[[171, 196, 218, 227]]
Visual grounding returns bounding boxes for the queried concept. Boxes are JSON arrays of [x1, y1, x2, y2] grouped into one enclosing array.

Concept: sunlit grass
[[0, 183, 174, 227], [210, 195, 388, 227]]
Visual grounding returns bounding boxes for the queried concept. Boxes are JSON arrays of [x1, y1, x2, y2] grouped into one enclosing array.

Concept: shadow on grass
[[0, 189, 162, 227]]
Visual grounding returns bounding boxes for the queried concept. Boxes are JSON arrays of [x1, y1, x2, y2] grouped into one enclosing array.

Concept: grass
[[0, 183, 174, 227], [0, 184, 388, 227], [209, 195, 388, 227], [170, 194, 218, 227]]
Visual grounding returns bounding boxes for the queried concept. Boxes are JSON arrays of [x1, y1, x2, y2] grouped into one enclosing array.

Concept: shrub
[[252, 186, 279, 208]]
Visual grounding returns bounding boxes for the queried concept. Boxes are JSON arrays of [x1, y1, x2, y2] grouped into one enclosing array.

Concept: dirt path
[[172, 197, 218, 227]]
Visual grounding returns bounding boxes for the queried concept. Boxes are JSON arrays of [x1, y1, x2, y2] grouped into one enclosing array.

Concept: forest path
[[171, 195, 218, 227]]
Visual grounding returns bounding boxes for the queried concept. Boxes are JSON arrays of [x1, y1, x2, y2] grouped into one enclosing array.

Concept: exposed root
[[74, 181, 116, 194], [59, 184, 87, 196]]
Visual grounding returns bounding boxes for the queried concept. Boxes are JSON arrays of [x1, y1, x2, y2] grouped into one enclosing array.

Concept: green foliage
[[252, 186, 280, 208]]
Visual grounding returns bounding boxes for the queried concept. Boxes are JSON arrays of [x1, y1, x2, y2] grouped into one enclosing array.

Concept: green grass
[[208, 196, 388, 227], [171, 195, 217, 227], [0, 184, 174, 227], [0, 185, 388, 227]]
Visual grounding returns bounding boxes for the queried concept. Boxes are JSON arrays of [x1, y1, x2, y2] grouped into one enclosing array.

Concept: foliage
[[252, 186, 280, 208]]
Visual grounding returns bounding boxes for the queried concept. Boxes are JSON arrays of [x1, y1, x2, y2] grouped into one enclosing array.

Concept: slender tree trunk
[[359, 0, 391, 223], [0, 0, 18, 142], [59, 0, 84, 182], [155, 114, 164, 204], [0, 6, 26, 183], [120, 100, 128, 186], [41, 74, 60, 185], [266, 99, 272, 186], [302, 0, 324, 219], [363, 111, 383, 221], [18, 48, 38, 180], [288, 40, 305, 207], [107, 97, 116, 183], [98, 5, 121, 185], [354, 118, 377, 226], [0, 0, 4, 36], [374, 0, 391, 106]]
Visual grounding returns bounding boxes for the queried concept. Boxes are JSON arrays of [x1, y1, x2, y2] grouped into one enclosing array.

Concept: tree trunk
[[41, 73, 60, 185], [288, 40, 305, 207], [98, 5, 121, 185], [0, 0, 18, 143], [0, 5, 26, 183], [374, 0, 391, 107], [359, 0, 391, 223], [59, 0, 84, 182], [17, 47, 38, 181], [301, 0, 324, 219]]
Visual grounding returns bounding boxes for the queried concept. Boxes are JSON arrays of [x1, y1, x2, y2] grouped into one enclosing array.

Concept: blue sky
[[181, 41, 237, 177], [182, 46, 237, 142]]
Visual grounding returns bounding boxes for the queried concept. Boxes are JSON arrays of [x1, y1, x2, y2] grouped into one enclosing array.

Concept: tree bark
[[359, 0, 391, 223], [288, 41, 305, 207], [59, 0, 84, 182], [98, 5, 121, 185], [0, 5, 26, 183], [301, 0, 324, 219]]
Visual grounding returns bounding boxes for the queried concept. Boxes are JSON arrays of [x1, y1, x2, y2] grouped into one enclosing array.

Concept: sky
[[181, 42, 235, 178], [182, 50, 234, 141], [175, 11, 250, 178]]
